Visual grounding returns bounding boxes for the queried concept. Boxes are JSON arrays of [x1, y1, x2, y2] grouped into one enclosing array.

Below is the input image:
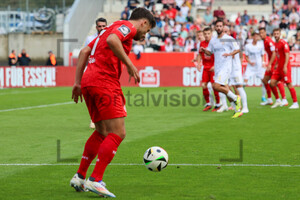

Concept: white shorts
[[243, 65, 265, 80], [214, 66, 231, 85], [229, 66, 243, 86]]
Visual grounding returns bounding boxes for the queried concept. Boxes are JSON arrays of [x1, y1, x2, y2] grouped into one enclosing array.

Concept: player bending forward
[[197, 27, 221, 111], [71, 8, 156, 198], [270, 28, 299, 109], [201, 20, 242, 118], [259, 27, 287, 107]]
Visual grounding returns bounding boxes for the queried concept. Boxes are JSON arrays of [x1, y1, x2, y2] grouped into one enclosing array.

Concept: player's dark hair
[[215, 19, 224, 25], [273, 28, 281, 33], [203, 27, 212, 32], [129, 7, 156, 28], [197, 30, 203, 34], [259, 27, 266, 32], [96, 18, 107, 25]]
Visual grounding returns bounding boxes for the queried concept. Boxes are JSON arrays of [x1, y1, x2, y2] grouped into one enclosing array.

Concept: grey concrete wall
[[0, 33, 63, 60]]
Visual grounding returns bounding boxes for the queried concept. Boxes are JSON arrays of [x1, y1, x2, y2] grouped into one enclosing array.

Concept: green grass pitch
[[0, 87, 299, 200]]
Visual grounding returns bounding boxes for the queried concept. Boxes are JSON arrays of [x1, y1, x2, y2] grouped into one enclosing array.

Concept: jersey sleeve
[[244, 45, 249, 56], [269, 40, 275, 52], [283, 42, 290, 53], [111, 24, 135, 42], [260, 46, 265, 56], [207, 40, 213, 53]]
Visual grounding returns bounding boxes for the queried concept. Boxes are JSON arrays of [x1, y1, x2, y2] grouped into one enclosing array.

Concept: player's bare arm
[[106, 33, 140, 83], [223, 49, 240, 58], [267, 51, 276, 71], [245, 55, 255, 66], [72, 46, 92, 103], [283, 52, 289, 74], [201, 47, 212, 56], [196, 53, 203, 71]]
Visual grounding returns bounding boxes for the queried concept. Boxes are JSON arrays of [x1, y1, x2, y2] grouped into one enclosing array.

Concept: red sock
[[213, 89, 220, 104], [264, 83, 272, 98], [203, 88, 210, 103], [77, 130, 105, 178], [289, 87, 298, 103], [277, 82, 286, 99], [270, 85, 279, 99], [91, 133, 123, 182]]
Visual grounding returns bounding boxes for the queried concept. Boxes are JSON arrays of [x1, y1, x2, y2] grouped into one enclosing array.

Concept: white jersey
[[84, 33, 98, 47], [207, 34, 239, 71], [245, 42, 264, 68]]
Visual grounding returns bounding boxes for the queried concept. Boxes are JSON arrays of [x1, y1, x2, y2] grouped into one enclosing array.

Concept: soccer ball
[[143, 146, 168, 172]]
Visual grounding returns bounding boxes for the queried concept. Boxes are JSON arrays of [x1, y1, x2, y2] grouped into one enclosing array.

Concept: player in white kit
[[201, 20, 242, 118], [223, 26, 249, 113], [244, 31, 266, 102]]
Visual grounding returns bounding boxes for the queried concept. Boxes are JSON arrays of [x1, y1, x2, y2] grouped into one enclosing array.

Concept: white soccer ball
[[143, 146, 168, 172]]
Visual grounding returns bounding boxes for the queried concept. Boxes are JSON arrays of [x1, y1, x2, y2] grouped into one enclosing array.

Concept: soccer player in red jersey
[[259, 27, 286, 107], [197, 27, 221, 111], [70, 8, 156, 197], [270, 28, 299, 109]]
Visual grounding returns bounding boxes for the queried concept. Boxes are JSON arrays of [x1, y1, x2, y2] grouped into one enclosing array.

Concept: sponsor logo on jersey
[[118, 25, 131, 37], [89, 57, 96, 64]]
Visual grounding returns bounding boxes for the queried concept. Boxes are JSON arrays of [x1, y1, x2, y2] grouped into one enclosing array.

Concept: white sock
[[237, 87, 248, 110], [267, 98, 272, 102], [262, 85, 266, 98], [227, 90, 237, 101], [219, 92, 228, 108]]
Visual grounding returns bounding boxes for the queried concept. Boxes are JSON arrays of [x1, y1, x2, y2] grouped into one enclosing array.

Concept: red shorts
[[202, 68, 215, 83], [271, 69, 292, 84], [264, 63, 276, 77], [81, 86, 127, 123]]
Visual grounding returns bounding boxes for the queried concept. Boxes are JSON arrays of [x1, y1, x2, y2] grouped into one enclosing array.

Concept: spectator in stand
[[8, 50, 17, 66], [289, 19, 298, 30], [180, 1, 190, 17], [241, 10, 250, 25], [128, 0, 140, 10], [18, 49, 31, 66], [273, 0, 284, 16], [292, 39, 300, 50], [121, 7, 130, 20], [288, 0, 298, 8], [279, 17, 289, 30], [259, 16, 269, 28], [266, 19, 277, 34], [175, 11, 187, 24], [283, 3, 293, 16], [46, 51, 57, 66], [235, 12, 242, 26], [204, 8, 214, 26], [289, 7, 299, 23], [180, 25, 189, 39], [270, 10, 280, 26], [165, 37, 174, 52], [213, 6, 226, 20], [184, 36, 194, 52], [248, 15, 258, 26], [175, 0, 184, 8], [166, 4, 177, 19], [144, 0, 153, 11], [133, 40, 144, 59], [186, 11, 194, 23]]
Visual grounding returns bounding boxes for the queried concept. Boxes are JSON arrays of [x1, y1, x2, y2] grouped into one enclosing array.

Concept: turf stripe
[[0, 163, 299, 167], [0, 102, 74, 113]]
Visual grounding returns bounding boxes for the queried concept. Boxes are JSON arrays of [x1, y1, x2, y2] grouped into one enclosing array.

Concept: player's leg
[[202, 82, 211, 111], [270, 78, 282, 108], [209, 71, 220, 111], [285, 73, 299, 109], [277, 82, 288, 106], [261, 75, 276, 105], [85, 117, 125, 198]]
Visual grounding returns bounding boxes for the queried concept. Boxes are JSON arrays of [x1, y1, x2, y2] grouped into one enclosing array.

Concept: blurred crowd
[[124, 0, 300, 55]]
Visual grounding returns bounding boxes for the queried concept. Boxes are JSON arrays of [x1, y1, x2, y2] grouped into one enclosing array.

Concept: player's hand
[[196, 63, 202, 72], [222, 53, 231, 57], [127, 65, 140, 84], [191, 58, 197, 63], [283, 67, 287, 75], [209, 67, 215, 72], [72, 84, 82, 104], [250, 62, 255, 66]]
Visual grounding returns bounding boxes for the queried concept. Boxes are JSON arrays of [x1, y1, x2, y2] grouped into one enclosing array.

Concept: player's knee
[[270, 81, 276, 88]]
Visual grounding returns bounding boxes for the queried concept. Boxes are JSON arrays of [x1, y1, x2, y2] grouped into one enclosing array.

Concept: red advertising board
[[1, 52, 300, 88]]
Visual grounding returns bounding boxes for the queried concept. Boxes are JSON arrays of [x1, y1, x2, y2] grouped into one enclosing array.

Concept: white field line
[[0, 163, 299, 167], [0, 102, 74, 113], [0, 88, 67, 96]]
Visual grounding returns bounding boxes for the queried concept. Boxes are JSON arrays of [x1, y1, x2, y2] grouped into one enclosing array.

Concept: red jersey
[[199, 40, 214, 69], [263, 36, 277, 63], [275, 39, 290, 70], [81, 20, 137, 88]]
